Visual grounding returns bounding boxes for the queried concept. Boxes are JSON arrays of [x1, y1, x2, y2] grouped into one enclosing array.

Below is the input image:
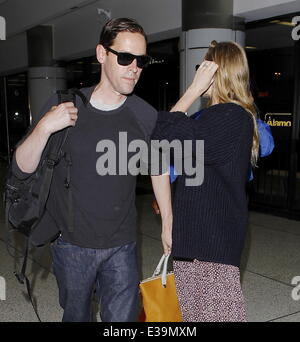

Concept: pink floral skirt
[[173, 259, 247, 322]]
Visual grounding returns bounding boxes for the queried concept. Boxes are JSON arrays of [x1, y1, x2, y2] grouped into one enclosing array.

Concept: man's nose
[[128, 58, 138, 72]]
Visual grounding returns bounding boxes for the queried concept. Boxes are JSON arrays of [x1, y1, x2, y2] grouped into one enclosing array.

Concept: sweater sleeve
[[151, 103, 252, 166], [11, 93, 59, 180]]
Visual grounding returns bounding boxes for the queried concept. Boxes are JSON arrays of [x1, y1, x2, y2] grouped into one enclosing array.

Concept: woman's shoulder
[[204, 102, 247, 113], [202, 102, 253, 122]]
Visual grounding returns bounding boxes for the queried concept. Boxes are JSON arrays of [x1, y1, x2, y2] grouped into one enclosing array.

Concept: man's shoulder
[[127, 94, 158, 136], [128, 94, 157, 116], [79, 86, 93, 96]]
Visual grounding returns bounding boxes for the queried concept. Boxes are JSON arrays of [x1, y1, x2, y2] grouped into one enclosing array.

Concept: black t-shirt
[[12, 86, 157, 248]]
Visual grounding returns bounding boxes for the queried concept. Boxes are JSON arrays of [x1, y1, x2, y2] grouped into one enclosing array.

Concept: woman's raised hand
[[171, 60, 218, 113], [191, 60, 218, 97]]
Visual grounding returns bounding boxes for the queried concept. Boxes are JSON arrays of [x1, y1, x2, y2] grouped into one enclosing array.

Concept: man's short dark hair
[[99, 17, 147, 48]]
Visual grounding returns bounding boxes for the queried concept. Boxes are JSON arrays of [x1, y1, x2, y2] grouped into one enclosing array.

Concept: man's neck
[[92, 82, 127, 105]]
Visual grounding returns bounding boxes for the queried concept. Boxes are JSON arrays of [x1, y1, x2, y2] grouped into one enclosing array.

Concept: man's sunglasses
[[105, 47, 151, 69]]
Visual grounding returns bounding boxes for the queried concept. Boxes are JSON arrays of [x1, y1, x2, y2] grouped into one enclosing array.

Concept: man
[[13, 18, 159, 322]]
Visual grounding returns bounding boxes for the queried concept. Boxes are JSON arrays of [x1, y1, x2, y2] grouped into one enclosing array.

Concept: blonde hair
[[205, 41, 259, 166]]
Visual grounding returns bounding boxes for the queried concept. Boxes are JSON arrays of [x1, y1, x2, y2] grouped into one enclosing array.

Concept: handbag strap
[[152, 254, 170, 287]]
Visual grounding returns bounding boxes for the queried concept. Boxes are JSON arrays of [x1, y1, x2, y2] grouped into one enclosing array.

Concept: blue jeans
[[50, 237, 139, 322]]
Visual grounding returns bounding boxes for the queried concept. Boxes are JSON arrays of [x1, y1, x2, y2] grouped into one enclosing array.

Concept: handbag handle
[[152, 254, 170, 287]]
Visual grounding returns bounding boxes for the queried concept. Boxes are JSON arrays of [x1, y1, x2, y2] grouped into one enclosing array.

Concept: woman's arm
[[171, 61, 218, 112], [150, 61, 217, 255], [151, 174, 173, 255]]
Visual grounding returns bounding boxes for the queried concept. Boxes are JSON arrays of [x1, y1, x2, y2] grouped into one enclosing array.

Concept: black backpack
[[3, 88, 88, 321]]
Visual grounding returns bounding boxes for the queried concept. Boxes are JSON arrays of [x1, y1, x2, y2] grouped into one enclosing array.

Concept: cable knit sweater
[[151, 103, 254, 267]]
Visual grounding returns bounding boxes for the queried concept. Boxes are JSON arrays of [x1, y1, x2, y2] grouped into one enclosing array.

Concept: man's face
[[97, 31, 147, 95]]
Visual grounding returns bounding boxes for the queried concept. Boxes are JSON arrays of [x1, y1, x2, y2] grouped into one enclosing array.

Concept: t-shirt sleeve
[[11, 93, 59, 180], [129, 96, 161, 175], [151, 105, 252, 166], [130, 95, 158, 142]]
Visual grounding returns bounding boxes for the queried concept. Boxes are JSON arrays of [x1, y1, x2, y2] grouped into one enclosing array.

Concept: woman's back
[[152, 102, 253, 266]]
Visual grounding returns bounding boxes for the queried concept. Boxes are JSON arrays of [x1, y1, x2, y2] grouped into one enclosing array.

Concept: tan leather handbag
[[139, 254, 182, 322]]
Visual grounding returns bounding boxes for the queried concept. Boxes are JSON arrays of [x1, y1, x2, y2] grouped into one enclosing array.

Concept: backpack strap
[[8, 201, 42, 321], [69, 87, 89, 106], [14, 238, 42, 322], [64, 152, 74, 233], [56, 87, 89, 110], [48, 87, 89, 163], [56, 88, 89, 234]]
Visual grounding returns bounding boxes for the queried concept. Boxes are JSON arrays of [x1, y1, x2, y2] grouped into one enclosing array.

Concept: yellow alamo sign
[[267, 119, 292, 127], [265, 113, 292, 127]]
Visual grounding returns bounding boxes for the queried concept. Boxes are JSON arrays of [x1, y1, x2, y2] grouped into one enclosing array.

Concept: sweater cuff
[[157, 111, 188, 124]]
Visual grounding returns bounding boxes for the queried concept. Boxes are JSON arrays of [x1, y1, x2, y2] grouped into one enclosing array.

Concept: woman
[[151, 41, 259, 322]]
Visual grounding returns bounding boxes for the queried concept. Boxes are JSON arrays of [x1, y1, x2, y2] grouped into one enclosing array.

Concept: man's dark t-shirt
[[12, 86, 157, 248]]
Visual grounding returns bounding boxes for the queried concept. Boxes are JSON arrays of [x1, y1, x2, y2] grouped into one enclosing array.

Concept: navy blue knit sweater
[[151, 103, 254, 267]]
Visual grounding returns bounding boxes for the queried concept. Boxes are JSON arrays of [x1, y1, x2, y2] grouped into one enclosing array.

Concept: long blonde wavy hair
[[205, 41, 259, 166]]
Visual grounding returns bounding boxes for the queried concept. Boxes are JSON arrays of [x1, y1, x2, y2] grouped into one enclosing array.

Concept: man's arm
[[151, 174, 172, 255], [16, 120, 52, 174], [16, 102, 78, 174]]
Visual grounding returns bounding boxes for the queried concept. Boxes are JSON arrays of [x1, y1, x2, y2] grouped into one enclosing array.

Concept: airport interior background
[[0, 12, 300, 221]]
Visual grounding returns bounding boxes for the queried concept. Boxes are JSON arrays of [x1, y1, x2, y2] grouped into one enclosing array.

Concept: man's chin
[[120, 88, 135, 96], [112, 87, 133, 96]]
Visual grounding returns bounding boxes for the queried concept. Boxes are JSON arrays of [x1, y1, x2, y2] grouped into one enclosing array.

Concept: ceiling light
[[270, 20, 296, 27]]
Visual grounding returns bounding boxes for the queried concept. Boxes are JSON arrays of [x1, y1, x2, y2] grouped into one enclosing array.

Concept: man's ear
[[96, 44, 106, 64]]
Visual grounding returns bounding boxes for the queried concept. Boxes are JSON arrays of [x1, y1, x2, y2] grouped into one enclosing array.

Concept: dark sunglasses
[[105, 46, 151, 69]]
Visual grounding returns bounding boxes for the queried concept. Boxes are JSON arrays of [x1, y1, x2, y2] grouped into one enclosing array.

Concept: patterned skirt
[[173, 259, 247, 322]]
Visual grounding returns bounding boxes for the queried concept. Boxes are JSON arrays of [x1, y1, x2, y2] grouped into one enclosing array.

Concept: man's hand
[[38, 102, 78, 135], [15, 102, 78, 173]]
